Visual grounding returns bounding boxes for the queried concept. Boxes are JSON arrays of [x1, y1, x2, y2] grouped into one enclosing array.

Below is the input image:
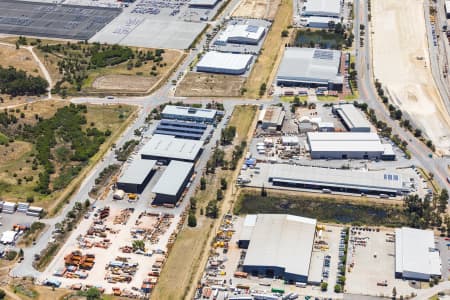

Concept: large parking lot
[[0, 0, 120, 40], [91, 0, 224, 49]]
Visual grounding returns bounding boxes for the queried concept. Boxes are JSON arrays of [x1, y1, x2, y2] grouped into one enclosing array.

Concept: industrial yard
[[372, 0, 450, 154]]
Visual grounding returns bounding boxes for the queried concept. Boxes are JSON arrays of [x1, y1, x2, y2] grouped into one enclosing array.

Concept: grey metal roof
[[152, 161, 193, 196], [395, 227, 441, 277], [303, 0, 341, 16], [197, 51, 253, 71], [243, 214, 317, 277], [117, 159, 156, 185], [333, 104, 371, 131], [162, 105, 217, 120], [307, 132, 385, 152], [268, 164, 409, 193], [189, 0, 218, 5], [140, 134, 203, 161], [277, 48, 343, 84]]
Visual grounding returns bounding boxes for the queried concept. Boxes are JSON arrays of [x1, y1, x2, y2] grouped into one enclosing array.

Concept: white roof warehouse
[[267, 164, 410, 196], [239, 214, 317, 283], [395, 227, 441, 280], [306, 132, 396, 160], [140, 134, 203, 163], [197, 51, 253, 75], [276, 48, 343, 90]]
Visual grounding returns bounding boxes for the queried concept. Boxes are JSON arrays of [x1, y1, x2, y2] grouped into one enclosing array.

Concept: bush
[[6, 250, 17, 261], [188, 212, 197, 227], [334, 284, 342, 293], [320, 282, 328, 291]]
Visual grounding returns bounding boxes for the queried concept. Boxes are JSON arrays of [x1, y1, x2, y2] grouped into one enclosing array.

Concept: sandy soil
[[232, 0, 280, 20], [92, 75, 152, 92], [175, 72, 245, 97], [372, 0, 450, 154]]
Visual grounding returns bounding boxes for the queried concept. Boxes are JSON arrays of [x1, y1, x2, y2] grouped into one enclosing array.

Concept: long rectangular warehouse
[[267, 164, 410, 196], [239, 214, 317, 283], [117, 159, 157, 193], [302, 0, 341, 17], [161, 106, 217, 123], [140, 134, 203, 163], [332, 103, 371, 132], [307, 132, 395, 160], [276, 48, 343, 90], [395, 227, 441, 280], [152, 161, 194, 204], [197, 51, 253, 75]]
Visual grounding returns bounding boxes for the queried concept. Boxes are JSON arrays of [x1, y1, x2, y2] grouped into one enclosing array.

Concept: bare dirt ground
[[232, 0, 281, 20], [92, 75, 152, 92], [175, 72, 245, 97], [372, 0, 450, 154]]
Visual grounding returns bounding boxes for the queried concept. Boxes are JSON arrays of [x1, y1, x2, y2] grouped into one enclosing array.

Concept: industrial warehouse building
[[304, 16, 340, 29], [116, 159, 157, 193], [306, 132, 396, 160], [302, 0, 341, 17], [214, 24, 266, 45], [267, 164, 410, 196], [332, 103, 371, 132], [152, 161, 194, 204], [395, 227, 441, 280], [446, 1, 450, 18], [238, 214, 317, 283], [276, 48, 343, 90], [197, 51, 253, 75], [154, 119, 207, 140], [258, 106, 286, 130], [189, 0, 219, 7], [140, 134, 203, 163], [161, 105, 217, 123]]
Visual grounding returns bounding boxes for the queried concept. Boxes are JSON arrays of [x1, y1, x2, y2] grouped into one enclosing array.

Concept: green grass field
[[295, 30, 345, 49], [235, 190, 408, 227]]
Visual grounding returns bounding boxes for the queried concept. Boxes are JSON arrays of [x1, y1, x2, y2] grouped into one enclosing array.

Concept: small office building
[[161, 105, 217, 123]]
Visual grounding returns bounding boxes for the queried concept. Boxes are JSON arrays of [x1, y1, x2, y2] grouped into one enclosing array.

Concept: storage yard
[[38, 104, 222, 296], [0, 0, 121, 40], [232, 0, 281, 20], [175, 72, 246, 97], [372, 0, 450, 154]]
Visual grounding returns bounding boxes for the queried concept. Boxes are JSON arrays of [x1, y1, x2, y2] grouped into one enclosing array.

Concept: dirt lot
[[175, 72, 245, 97], [372, 0, 450, 154], [243, 0, 292, 98], [92, 75, 152, 92], [232, 0, 281, 20]]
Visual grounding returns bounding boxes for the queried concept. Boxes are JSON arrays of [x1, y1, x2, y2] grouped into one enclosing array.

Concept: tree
[[206, 200, 219, 218], [320, 282, 328, 291], [259, 83, 267, 96], [439, 189, 449, 214], [216, 189, 224, 201], [200, 177, 206, 190], [334, 284, 342, 293], [261, 185, 267, 197], [281, 30, 289, 37], [188, 212, 197, 227], [220, 178, 228, 190], [132, 240, 145, 252], [134, 129, 141, 136], [86, 287, 102, 300], [0, 289, 5, 300], [392, 286, 397, 299], [414, 128, 422, 137]]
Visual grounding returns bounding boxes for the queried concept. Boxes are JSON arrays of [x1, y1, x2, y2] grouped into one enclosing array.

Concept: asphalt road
[[354, 0, 450, 190]]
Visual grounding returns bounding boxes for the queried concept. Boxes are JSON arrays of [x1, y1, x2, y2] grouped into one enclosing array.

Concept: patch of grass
[[0, 132, 8, 144], [244, 0, 292, 98], [235, 190, 408, 226], [317, 95, 340, 101], [295, 29, 345, 49], [343, 91, 359, 100], [280, 95, 308, 102], [228, 105, 257, 139]]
